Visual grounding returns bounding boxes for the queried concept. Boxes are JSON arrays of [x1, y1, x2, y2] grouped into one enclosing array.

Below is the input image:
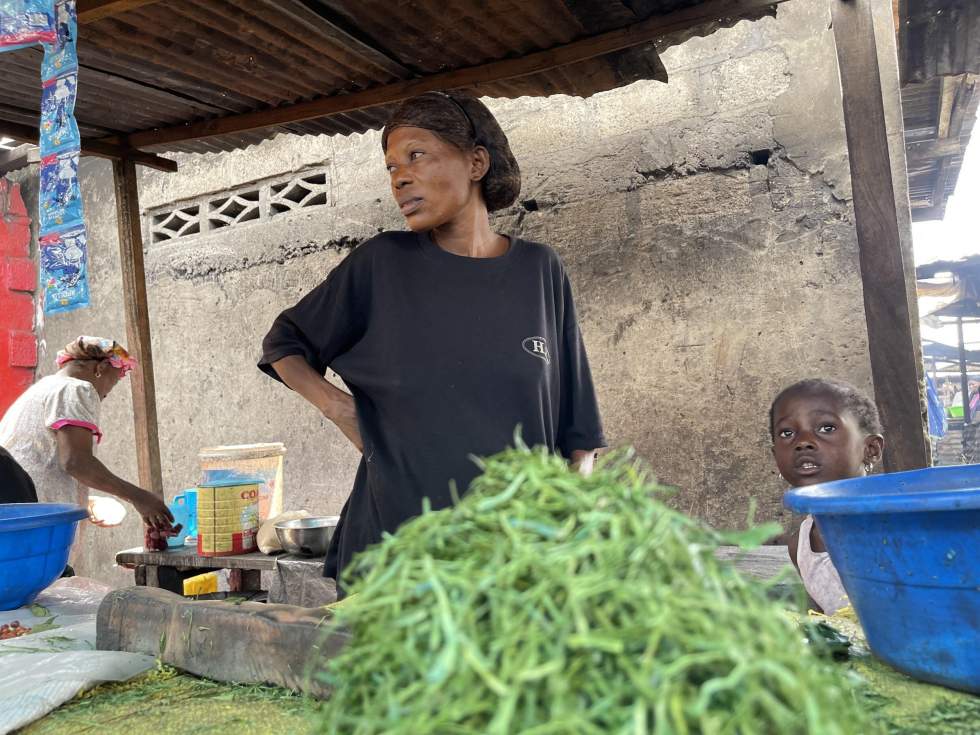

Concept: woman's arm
[[271, 355, 363, 452], [55, 426, 173, 528]]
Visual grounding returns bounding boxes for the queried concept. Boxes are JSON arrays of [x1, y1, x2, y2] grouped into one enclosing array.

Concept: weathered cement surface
[[14, 0, 911, 587]]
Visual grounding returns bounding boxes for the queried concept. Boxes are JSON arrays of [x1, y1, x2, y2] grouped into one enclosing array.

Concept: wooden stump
[[96, 586, 348, 698]]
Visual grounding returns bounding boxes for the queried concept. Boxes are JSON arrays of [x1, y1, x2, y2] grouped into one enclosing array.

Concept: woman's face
[[385, 126, 485, 232], [93, 361, 123, 400]]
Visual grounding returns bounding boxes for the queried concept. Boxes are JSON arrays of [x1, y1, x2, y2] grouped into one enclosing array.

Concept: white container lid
[[199, 442, 286, 460]]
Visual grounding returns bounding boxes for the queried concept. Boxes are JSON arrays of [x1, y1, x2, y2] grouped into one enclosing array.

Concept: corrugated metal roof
[[900, 0, 980, 84], [0, 0, 780, 157], [901, 74, 977, 220], [897, 0, 979, 222]]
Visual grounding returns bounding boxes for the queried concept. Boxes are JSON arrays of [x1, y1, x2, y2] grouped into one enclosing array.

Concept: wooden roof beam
[[906, 137, 965, 160], [936, 74, 961, 139], [121, 0, 788, 150], [77, 0, 163, 24], [0, 121, 177, 172]]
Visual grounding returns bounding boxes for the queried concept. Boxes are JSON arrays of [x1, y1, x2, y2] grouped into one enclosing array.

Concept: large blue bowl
[[784, 465, 980, 693], [0, 503, 89, 611]]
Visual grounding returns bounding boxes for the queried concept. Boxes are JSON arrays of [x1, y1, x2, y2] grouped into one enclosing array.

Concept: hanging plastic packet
[[0, 0, 54, 49], [41, 2, 87, 313], [40, 67, 79, 154], [39, 224, 88, 313], [38, 149, 82, 231], [1, 0, 87, 314]]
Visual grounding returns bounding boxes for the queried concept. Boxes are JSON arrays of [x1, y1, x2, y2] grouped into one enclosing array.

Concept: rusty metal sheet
[[0, 0, 781, 156]]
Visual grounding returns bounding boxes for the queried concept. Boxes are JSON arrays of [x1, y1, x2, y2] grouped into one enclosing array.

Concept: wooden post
[[112, 158, 163, 497], [958, 317, 970, 424], [831, 0, 930, 471]]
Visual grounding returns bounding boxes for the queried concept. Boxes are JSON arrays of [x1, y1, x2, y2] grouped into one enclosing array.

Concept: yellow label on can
[[197, 482, 260, 556]]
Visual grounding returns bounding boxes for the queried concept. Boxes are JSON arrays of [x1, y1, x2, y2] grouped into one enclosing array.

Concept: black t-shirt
[[0, 446, 38, 503], [259, 231, 605, 581]]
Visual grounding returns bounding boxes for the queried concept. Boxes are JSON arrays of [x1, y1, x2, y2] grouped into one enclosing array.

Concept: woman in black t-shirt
[[259, 93, 605, 588]]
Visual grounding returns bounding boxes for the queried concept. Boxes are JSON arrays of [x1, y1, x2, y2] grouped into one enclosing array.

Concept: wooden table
[[713, 545, 792, 577], [118, 544, 793, 595], [116, 546, 322, 593]]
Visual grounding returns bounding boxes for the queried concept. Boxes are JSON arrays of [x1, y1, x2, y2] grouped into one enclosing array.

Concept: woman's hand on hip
[[271, 356, 364, 454], [322, 392, 364, 453]]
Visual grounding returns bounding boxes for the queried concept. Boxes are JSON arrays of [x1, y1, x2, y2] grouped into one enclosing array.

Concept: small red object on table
[[143, 524, 182, 552]]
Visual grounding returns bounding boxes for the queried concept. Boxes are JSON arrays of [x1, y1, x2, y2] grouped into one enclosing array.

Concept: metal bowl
[[275, 516, 339, 557]]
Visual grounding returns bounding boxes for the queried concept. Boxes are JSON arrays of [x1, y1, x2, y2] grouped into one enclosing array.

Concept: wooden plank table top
[[117, 545, 792, 579], [714, 544, 792, 579], [116, 545, 320, 571]]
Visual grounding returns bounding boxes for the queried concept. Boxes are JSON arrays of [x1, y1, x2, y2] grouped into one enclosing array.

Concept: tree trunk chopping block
[[96, 586, 348, 698]]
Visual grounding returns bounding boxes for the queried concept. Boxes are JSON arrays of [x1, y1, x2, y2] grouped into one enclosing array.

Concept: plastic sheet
[[267, 557, 337, 607], [0, 648, 155, 733], [0, 578, 155, 733]]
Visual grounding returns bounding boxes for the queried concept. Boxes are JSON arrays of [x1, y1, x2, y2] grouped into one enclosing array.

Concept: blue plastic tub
[[784, 465, 980, 693], [0, 503, 89, 611]]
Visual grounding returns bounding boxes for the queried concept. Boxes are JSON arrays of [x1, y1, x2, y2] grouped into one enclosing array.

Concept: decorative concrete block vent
[[145, 167, 331, 244]]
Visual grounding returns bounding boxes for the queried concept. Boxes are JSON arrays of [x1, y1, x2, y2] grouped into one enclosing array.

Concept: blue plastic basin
[[784, 465, 980, 693], [0, 503, 89, 611]]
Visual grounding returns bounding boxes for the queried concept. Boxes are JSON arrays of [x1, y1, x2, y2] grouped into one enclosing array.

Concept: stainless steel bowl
[[275, 516, 339, 557]]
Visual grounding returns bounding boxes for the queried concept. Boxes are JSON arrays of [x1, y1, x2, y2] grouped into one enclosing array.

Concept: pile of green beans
[[316, 444, 869, 734]]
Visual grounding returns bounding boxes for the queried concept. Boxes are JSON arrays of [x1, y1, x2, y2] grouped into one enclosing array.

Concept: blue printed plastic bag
[[2, 0, 89, 314], [40, 71, 79, 153], [39, 225, 89, 313], [39, 149, 83, 231], [0, 0, 54, 48]]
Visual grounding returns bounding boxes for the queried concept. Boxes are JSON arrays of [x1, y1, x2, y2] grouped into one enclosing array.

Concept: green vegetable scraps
[[31, 616, 61, 633], [22, 663, 319, 735], [316, 443, 871, 734]]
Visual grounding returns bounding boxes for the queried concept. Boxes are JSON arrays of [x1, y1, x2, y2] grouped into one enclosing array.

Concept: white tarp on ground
[[0, 578, 155, 734]]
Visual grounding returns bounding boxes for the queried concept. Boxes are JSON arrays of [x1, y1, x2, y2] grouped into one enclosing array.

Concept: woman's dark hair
[[381, 92, 521, 212], [769, 378, 883, 438]]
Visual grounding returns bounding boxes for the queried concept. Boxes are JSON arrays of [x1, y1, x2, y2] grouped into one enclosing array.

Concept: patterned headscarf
[[56, 336, 136, 377]]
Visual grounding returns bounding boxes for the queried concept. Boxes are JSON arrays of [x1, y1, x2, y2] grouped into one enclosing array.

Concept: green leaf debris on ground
[[21, 663, 319, 735]]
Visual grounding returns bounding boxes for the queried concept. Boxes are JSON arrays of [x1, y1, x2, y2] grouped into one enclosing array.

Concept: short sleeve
[[258, 247, 370, 384], [44, 379, 103, 444], [557, 272, 606, 457]]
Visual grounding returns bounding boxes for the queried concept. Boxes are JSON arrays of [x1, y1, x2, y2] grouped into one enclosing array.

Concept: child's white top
[[797, 515, 849, 615]]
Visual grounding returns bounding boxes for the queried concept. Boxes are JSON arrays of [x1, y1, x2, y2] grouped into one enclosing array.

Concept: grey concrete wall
[[14, 0, 910, 587]]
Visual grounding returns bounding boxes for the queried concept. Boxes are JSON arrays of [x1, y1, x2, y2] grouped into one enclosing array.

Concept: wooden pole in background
[[957, 317, 970, 424], [112, 157, 163, 497], [831, 0, 929, 470]]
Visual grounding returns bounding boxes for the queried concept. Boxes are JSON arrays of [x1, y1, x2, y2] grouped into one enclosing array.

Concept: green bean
[[315, 445, 871, 734]]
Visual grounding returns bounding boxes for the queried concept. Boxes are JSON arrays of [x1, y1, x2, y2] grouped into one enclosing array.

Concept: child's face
[[771, 391, 882, 487]]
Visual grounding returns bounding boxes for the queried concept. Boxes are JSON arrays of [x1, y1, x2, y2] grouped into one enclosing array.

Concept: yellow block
[[183, 572, 218, 596]]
